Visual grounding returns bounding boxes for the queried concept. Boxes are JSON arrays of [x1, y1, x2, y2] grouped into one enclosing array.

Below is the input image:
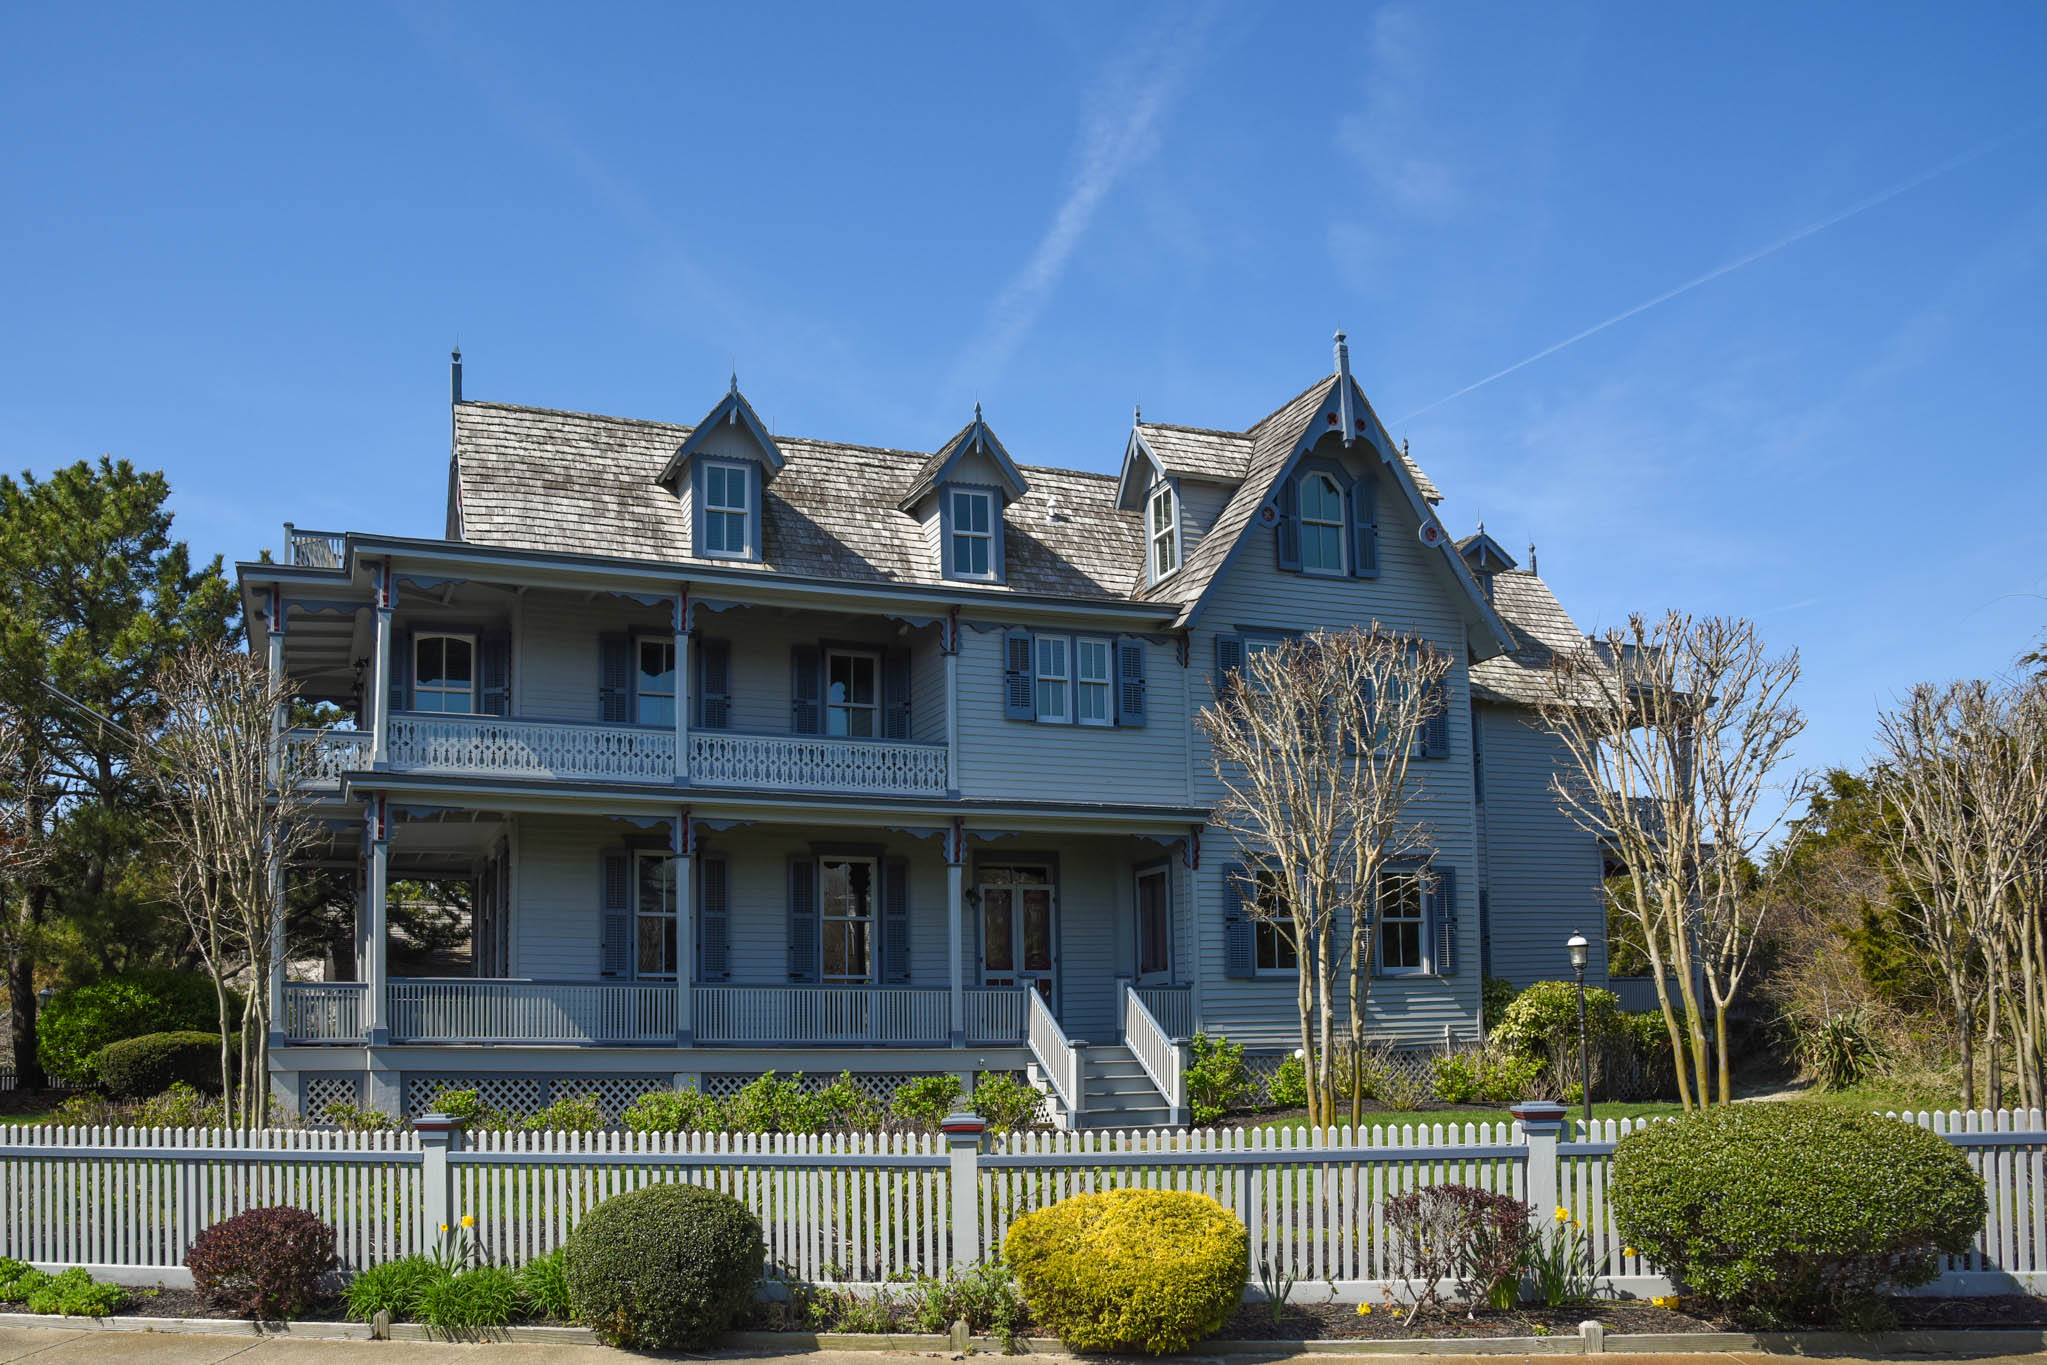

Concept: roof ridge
[[1138, 420, 1253, 440], [1245, 374, 1337, 437]]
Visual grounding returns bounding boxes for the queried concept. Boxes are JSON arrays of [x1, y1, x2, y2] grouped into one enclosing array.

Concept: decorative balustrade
[[698, 986, 960, 1046], [690, 730, 949, 796], [1120, 985, 1188, 1123], [1027, 988, 1084, 1118], [388, 714, 676, 782], [282, 523, 345, 569], [387, 980, 677, 1045], [286, 728, 374, 786], [281, 983, 367, 1043], [1133, 985, 1192, 1040], [964, 988, 1028, 1045]]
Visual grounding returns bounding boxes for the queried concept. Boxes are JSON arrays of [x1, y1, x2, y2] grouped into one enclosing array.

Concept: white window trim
[[1075, 635, 1113, 727], [1377, 867, 1428, 977], [1300, 471, 1347, 577], [633, 849, 677, 981], [821, 855, 878, 984], [1135, 864, 1172, 979], [1034, 635, 1070, 724], [702, 459, 753, 559], [635, 634, 676, 729], [1252, 870, 1301, 977], [949, 487, 997, 582], [826, 648, 882, 739], [412, 632, 477, 714], [1148, 483, 1179, 584]]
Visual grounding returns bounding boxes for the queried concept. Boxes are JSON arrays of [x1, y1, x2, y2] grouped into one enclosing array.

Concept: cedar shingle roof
[[1470, 569, 1591, 706], [454, 402, 1142, 598], [1134, 423, 1252, 482]]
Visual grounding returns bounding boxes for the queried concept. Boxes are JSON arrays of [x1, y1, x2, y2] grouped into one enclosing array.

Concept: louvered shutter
[[388, 631, 412, 715], [1214, 634, 1245, 691], [1274, 475, 1302, 572], [1422, 677, 1451, 758], [1002, 629, 1034, 721], [696, 638, 731, 730], [1430, 864, 1459, 976], [882, 647, 911, 740], [1350, 471, 1379, 579], [1114, 637, 1147, 727], [787, 856, 818, 982], [598, 635, 632, 723], [1222, 863, 1255, 979], [697, 855, 730, 981], [882, 856, 910, 984], [478, 631, 511, 715], [790, 645, 822, 734], [600, 849, 632, 979]]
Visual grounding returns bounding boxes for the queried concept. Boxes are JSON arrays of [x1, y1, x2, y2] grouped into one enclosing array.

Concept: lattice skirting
[[1241, 1048, 1435, 1106], [302, 1074, 362, 1120], [402, 1073, 668, 1121]]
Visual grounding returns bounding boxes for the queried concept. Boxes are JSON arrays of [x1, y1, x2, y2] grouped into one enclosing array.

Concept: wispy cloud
[[1336, 5, 1458, 220], [948, 5, 1219, 400]]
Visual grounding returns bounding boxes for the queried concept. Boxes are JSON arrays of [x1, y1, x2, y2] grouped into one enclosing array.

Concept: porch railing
[[1120, 985, 1188, 1124], [1027, 988, 1085, 1120], [281, 983, 367, 1043], [388, 979, 677, 1045], [282, 523, 345, 569], [1134, 985, 1192, 1040], [965, 987, 1029, 1045], [285, 728, 373, 786], [690, 730, 949, 796], [388, 714, 676, 783], [697, 985, 1022, 1046]]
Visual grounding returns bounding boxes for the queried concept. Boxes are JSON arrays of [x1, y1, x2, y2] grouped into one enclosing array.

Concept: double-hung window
[[949, 488, 995, 580], [1301, 472, 1346, 574], [1034, 636, 1070, 723], [635, 851, 677, 979], [1148, 484, 1178, 582], [412, 634, 475, 713], [821, 857, 875, 982], [1075, 636, 1112, 725], [1377, 867, 1427, 975], [827, 649, 880, 737], [635, 636, 676, 727], [1253, 870, 1298, 973], [703, 461, 751, 557]]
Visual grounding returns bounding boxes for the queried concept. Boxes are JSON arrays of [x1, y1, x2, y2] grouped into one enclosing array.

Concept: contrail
[[1392, 124, 2038, 425]]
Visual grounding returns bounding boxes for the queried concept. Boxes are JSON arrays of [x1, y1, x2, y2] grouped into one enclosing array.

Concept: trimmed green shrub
[[0, 1258, 41, 1300], [21, 1266, 127, 1316], [563, 1182, 765, 1348], [1267, 1053, 1307, 1109], [1611, 1106, 1985, 1325], [725, 1072, 830, 1134], [94, 1030, 233, 1099], [1481, 975, 1520, 1026], [521, 1094, 603, 1132], [185, 1205, 339, 1318], [969, 1072, 1045, 1132], [1185, 1034, 1253, 1123], [621, 1088, 725, 1133], [1004, 1189, 1247, 1354], [420, 1087, 516, 1130], [1490, 980, 1622, 1062], [38, 971, 234, 1086], [1430, 1047, 1543, 1104], [890, 1074, 963, 1126]]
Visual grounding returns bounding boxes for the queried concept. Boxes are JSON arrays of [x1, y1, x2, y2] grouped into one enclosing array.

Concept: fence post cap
[[412, 1113, 465, 1139], [1510, 1100, 1569, 1124], [939, 1112, 986, 1137]]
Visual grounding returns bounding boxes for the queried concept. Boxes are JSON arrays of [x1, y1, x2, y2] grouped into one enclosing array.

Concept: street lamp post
[[1567, 931, 1592, 1129]]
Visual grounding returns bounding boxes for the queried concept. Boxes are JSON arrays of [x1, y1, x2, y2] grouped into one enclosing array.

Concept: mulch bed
[[0, 1089, 80, 1118], [1218, 1300, 1720, 1341]]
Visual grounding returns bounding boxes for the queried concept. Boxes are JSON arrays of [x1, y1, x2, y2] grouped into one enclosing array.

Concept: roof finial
[[1133, 401, 1141, 425], [1477, 516, 1486, 534], [1528, 539, 1539, 574], [729, 368, 738, 395], [974, 400, 982, 423]]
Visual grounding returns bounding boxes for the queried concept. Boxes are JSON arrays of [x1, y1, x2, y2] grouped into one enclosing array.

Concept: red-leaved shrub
[[185, 1206, 338, 1319]]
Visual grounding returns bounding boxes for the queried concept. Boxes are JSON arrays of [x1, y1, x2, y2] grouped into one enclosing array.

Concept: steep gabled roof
[[656, 383, 786, 485], [1135, 421, 1254, 482], [1470, 568, 1594, 705], [897, 406, 1029, 510]]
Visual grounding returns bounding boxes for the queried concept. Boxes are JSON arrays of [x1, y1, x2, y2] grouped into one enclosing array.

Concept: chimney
[[450, 348, 464, 405]]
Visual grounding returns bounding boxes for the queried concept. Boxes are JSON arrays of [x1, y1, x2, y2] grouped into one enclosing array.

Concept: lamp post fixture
[[1566, 931, 1592, 1129]]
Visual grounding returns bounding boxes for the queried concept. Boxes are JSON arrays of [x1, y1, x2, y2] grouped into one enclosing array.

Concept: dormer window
[[702, 461, 752, 557], [1300, 472, 1346, 575], [949, 488, 995, 580], [1148, 484, 1179, 583]]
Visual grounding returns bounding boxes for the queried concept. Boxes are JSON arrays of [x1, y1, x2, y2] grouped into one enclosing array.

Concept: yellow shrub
[[1003, 1189, 1247, 1354]]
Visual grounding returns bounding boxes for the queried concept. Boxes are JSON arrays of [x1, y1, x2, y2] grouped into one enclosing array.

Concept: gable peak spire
[[1334, 329, 1356, 446]]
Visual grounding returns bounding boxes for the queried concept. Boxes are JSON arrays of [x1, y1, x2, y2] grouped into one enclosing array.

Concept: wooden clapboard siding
[[1175, 478, 1234, 562], [516, 591, 658, 724], [1475, 704, 1607, 991], [510, 814, 611, 979]]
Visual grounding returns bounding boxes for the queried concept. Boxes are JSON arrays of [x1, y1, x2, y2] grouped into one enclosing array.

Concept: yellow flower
[[1355, 1303, 1373, 1316], [460, 1214, 475, 1229], [1553, 1205, 1570, 1222], [438, 1222, 448, 1232], [1623, 1245, 1638, 1259]]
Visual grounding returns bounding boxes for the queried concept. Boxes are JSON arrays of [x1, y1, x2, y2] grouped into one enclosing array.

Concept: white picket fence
[[0, 1108, 2041, 1298]]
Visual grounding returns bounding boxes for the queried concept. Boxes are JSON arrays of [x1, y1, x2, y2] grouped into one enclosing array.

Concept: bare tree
[[1198, 625, 1449, 1128], [1540, 612, 1803, 1111], [143, 644, 320, 1128]]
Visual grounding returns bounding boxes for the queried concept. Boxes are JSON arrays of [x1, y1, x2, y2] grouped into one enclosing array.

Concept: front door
[[977, 864, 1057, 1007], [1134, 864, 1172, 985]]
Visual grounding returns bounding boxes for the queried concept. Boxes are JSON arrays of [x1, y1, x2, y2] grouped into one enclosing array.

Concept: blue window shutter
[[883, 856, 910, 984], [1422, 675, 1451, 758], [696, 638, 731, 730], [787, 856, 818, 982], [478, 631, 511, 716], [389, 630, 412, 715], [697, 855, 730, 981], [1274, 475, 1302, 572], [598, 634, 632, 723], [601, 849, 632, 979], [1350, 471, 1379, 579], [790, 645, 822, 734], [1222, 863, 1255, 979], [1114, 637, 1147, 727], [991, 500, 1006, 583], [1214, 634, 1245, 689], [1002, 629, 1034, 721], [746, 466, 763, 561], [1431, 864, 1459, 976], [882, 647, 912, 740], [688, 462, 705, 551]]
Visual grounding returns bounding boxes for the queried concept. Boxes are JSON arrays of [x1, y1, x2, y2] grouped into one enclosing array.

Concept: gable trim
[[657, 385, 787, 487], [898, 410, 1030, 510]]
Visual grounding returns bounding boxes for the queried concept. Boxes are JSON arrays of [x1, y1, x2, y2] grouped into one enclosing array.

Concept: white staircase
[[1024, 986, 1190, 1130]]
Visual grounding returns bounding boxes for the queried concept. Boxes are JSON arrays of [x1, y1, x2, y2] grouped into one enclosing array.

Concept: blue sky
[[3, 3, 2043, 786]]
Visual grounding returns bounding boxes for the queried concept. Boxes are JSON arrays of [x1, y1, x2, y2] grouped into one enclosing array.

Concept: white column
[[674, 810, 694, 1046], [947, 839, 966, 1048], [267, 843, 287, 1049], [365, 800, 390, 1045], [266, 590, 287, 785], [370, 564, 395, 767], [675, 609, 691, 784]]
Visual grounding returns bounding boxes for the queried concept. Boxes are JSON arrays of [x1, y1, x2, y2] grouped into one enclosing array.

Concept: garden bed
[[1217, 1300, 1718, 1340]]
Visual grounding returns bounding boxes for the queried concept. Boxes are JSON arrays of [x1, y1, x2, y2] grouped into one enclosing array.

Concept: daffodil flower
[[1356, 1302, 1372, 1316], [1553, 1205, 1570, 1222], [439, 1222, 449, 1232], [1623, 1245, 1638, 1259], [460, 1214, 475, 1228]]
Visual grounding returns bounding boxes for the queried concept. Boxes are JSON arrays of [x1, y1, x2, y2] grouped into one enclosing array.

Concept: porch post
[[370, 561, 396, 767], [943, 611, 960, 794], [674, 807, 694, 1046], [265, 586, 287, 785], [267, 839, 287, 1051], [674, 586, 691, 784], [364, 795, 390, 1046], [947, 817, 966, 1047]]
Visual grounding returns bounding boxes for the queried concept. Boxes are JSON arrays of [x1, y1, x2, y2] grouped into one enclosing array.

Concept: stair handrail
[[1026, 988, 1085, 1119], [1119, 983, 1189, 1124]]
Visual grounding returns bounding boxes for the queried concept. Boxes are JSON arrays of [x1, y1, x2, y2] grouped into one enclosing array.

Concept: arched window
[[1300, 472, 1346, 574]]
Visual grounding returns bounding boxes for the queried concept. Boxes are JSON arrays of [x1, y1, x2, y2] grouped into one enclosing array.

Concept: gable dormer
[[658, 380, 786, 563], [899, 406, 1028, 584], [1116, 416, 1249, 588], [1457, 530, 1518, 602]]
